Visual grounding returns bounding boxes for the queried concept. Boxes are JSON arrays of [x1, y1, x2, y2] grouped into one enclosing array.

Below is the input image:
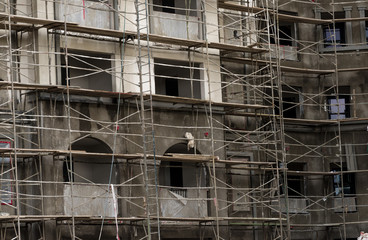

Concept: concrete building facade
[[0, 0, 367, 239]]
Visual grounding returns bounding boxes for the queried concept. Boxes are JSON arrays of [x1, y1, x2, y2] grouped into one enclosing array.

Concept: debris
[[358, 231, 368, 240], [184, 132, 195, 150]]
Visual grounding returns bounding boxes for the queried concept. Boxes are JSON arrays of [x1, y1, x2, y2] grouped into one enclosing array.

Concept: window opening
[[162, 0, 175, 13], [322, 12, 345, 48], [265, 15, 298, 60], [270, 22, 295, 46], [326, 86, 350, 120], [330, 163, 355, 197], [159, 143, 205, 198], [273, 86, 303, 118], [327, 97, 349, 119], [63, 137, 114, 184], [169, 162, 183, 187], [283, 162, 306, 197], [154, 59, 202, 99], [279, 25, 293, 46], [61, 51, 112, 91], [153, 0, 198, 16]]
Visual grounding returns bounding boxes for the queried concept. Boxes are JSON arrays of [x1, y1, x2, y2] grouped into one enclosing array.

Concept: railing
[[169, 188, 187, 198]]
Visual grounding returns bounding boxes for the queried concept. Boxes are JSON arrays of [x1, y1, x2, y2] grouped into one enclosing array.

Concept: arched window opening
[[63, 137, 117, 217], [158, 143, 208, 218], [63, 137, 114, 184], [159, 143, 206, 197]]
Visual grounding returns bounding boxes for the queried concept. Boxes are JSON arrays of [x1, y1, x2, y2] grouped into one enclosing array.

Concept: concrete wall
[[34, 97, 225, 238], [275, 1, 368, 239], [5, 0, 368, 239], [219, 1, 368, 239]]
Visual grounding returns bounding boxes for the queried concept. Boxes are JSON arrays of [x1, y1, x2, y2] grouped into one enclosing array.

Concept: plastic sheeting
[[64, 184, 115, 217], [159, 188, 207, 218], [358, 232, 368, 240]]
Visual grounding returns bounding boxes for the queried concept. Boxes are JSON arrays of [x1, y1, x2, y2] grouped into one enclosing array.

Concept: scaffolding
[[0, 0, 367, 239]]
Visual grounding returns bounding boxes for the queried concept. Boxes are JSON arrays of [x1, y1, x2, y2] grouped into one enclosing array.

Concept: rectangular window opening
[[325, 86, 350, 120], [279, 25, 293, 46], [273, 86, 303, 119], [154, 58, 203, 99], [322, 12, 346, 48], [330, 163, 355, 197], [265, 17, 298, 60], [270, 22, 296, 47], [60, 50, 113, 91], [285, 162, 306, 197], [153, 0, 198, 16]]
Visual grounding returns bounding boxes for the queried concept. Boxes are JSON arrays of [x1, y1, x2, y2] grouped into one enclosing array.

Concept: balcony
[[56, 0, 114, 29], [150, 11, 202, 40]]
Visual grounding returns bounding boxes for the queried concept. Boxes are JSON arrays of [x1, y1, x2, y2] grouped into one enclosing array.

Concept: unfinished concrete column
[[343, 6, 353, 44], [358, 6, 367, 44], [314, 8, 323, 51]]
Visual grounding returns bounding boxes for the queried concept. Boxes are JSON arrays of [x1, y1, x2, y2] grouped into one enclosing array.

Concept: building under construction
[[0, 0, 367, 239]]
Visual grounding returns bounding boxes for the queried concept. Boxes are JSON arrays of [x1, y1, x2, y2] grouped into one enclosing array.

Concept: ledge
[[320, 44, 368, 53]]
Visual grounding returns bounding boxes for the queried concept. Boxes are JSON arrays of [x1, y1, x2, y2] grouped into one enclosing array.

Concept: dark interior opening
[[162, 0, 175, 13], [165, 78, 179, 96], [285, 162, 305, 197], [159, 143, 204, 189], [153, 0, 198, 16], [279, 25, 292, 46], [269, 22, 294, 46], [170, 162, 183, 187], [154, 58, 202, 99], [60, 50, 112, 91], [272, 86, 302, 119], [282, 97, 297, 118]]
